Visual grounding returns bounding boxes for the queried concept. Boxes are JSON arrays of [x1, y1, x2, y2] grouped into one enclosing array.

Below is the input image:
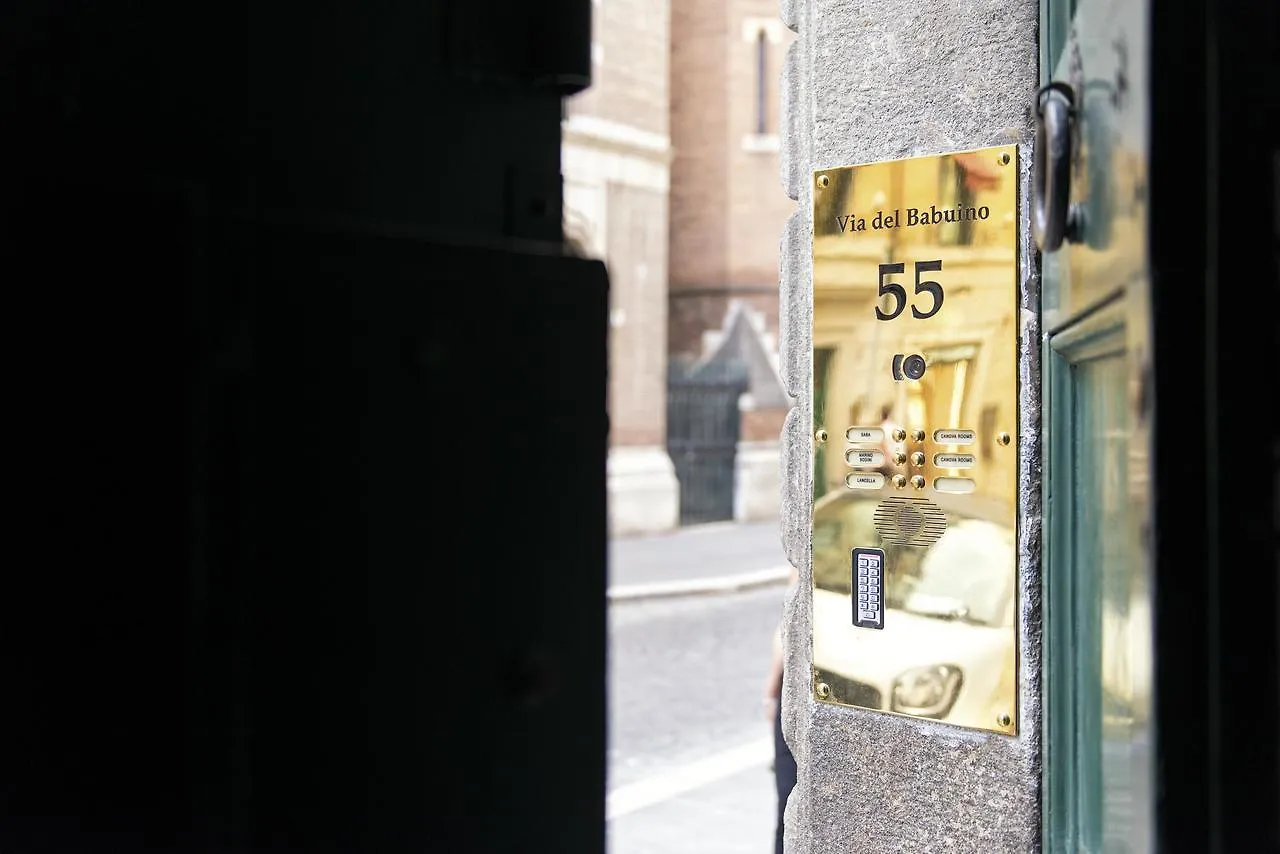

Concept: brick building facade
[[668, 0, 796, 521], [668, 0, 795, 363], [564, 0, 794, 534]]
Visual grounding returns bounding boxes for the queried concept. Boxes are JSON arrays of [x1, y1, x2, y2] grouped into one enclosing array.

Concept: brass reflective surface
[[811, 146, 1020, 735]]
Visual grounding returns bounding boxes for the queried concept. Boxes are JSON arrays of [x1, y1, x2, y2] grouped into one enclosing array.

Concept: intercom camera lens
[[902, 354, 927, 380]]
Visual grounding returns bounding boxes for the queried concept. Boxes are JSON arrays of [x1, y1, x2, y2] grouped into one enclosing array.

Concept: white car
[[810, 490, 1018, 732]]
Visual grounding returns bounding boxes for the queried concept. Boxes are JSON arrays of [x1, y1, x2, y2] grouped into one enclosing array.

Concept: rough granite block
[[780, 39, 805, 202], [777, 210, 810, 401], [777, 0, 1042, 851], [781, 0, 801, 32]]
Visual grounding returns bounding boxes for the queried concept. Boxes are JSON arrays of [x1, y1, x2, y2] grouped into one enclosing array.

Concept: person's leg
[[772, 694, 797, 854]]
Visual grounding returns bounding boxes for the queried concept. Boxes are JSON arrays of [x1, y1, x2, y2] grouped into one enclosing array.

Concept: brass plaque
[[811, 146, 1020, 735]]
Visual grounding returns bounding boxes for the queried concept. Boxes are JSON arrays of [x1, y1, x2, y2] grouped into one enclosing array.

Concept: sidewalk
[[608, 519, 791, 602], [607, 745, 776, 854]]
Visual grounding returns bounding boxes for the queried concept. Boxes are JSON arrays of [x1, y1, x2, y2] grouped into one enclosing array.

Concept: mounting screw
[[817, 174, 830, 188], [997, 432, 1011, 446], [815, 428, 828, 444], [999, 152, 1011, 166], [998, 713, 1013, 728], [816, 682, 831, 699]]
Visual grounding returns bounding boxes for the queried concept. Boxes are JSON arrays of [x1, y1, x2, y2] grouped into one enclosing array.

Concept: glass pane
[[1072, 353, 1152, 853], [1040, 0, 1077, 81]]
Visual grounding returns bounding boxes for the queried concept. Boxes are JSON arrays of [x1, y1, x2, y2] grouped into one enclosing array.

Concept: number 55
[[875, 260, 944, 321]]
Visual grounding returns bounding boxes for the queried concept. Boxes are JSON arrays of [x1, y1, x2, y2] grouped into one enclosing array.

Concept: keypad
[[852, 548, 885, 630]]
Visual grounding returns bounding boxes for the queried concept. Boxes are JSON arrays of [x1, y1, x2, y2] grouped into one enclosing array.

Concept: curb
[[607, 566, 792, 603]]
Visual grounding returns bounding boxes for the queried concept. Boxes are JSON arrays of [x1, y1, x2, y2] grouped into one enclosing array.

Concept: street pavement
[[607, 520, 791, 854], [609, 519, 791, 600]]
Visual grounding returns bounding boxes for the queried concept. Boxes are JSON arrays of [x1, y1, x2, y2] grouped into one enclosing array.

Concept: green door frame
[[1038, 0, 1151, 843], [1041, 299, 1130, 851], [1039, 0, 1279, 849]]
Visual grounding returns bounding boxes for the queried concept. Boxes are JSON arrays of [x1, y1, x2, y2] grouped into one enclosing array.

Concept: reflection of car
[[811, 489, 1017, 732]]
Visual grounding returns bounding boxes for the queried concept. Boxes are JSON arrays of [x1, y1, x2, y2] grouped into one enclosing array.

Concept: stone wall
[[775, 0, 1043, 850]]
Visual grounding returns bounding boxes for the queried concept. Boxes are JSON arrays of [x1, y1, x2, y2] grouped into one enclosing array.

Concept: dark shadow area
[[1146, 0, 1277, 849], [2, 3, 607, 852]]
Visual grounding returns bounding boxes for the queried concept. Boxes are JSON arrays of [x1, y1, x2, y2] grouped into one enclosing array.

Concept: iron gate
[[666, 361, 748, 526]]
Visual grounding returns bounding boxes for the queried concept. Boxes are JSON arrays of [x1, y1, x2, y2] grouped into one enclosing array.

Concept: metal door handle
[[1033, 82, 1083, 252]]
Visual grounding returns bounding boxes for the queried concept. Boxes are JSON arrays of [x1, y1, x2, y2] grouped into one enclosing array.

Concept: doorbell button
[[933, 429, 976, 444], [847, 426, 884, 443], [933, 477, 977, 494]]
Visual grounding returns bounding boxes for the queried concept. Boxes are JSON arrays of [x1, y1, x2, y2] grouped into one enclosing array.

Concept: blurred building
[[564, 0, 795, 533], [562, 0, 678, 536], [667, 0, 796, 523]]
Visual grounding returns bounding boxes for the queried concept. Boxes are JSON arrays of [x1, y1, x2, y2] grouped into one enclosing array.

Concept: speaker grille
[[873, 497, 948, 547]]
